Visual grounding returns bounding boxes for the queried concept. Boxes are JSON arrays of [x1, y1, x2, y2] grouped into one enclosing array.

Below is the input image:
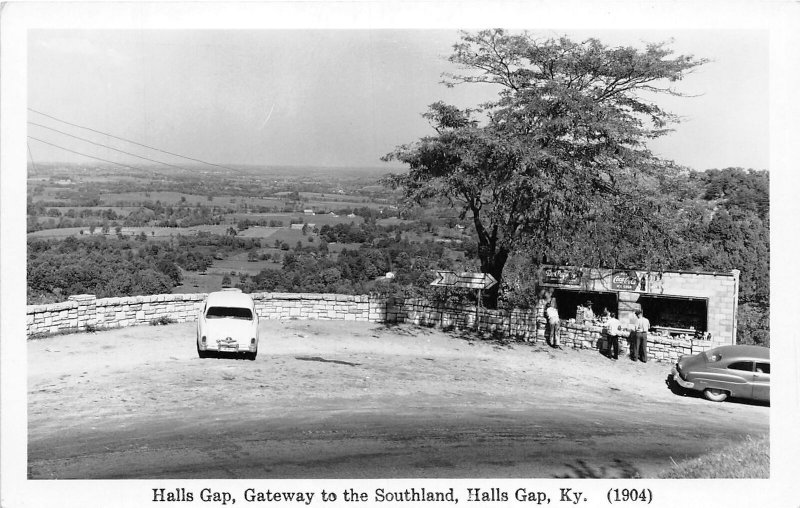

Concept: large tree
[[384, 30, 707, 306]]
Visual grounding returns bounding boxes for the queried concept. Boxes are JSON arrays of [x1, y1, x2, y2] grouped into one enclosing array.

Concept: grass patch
[[658, 435, 769, 478], [149, 316, 176, 326], [266, 228, 309, 244], [208, 252, 280, 276], [28, 324, 99, 340], [173, 272, 225, 294]]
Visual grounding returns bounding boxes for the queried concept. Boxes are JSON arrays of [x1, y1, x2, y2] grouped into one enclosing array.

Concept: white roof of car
[[205, 289, 255, 308]]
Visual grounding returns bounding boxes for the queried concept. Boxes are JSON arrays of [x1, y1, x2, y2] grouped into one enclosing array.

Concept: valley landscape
[[26, 162, 769, 346]]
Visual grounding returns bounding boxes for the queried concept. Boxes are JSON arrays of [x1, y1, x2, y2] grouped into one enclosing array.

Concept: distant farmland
[[99, 191, 287, 207], [28, 226, 213, 239], [92, 191, 389, 211], [27, 225, 317, 242], [231, 213, 364, 227]]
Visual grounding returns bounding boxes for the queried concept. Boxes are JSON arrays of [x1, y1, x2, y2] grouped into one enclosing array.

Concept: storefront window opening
[[551, 289, 618, 321], [639, 295, 708, 336]]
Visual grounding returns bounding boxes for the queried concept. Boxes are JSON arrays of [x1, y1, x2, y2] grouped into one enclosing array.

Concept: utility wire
[[27, 136, 141, 171], [28, 107, 240, 172], [29, 121, 191, 171], [27, 141, 38, 172]]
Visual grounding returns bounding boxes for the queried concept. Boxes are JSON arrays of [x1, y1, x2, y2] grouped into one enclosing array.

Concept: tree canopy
[[384, 29, 707, 306]]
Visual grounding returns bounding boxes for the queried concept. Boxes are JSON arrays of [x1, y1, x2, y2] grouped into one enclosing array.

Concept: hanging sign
[[612, 270, 640, 291], [541, 267, 582, 286]]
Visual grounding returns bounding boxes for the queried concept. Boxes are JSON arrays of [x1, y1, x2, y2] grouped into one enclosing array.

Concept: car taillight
[[250, 338, 256, 344], [201, 336, 207, 344]]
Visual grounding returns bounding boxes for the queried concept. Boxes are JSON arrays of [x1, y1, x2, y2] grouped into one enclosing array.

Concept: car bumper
[[671, 366, 695, 389], [200, 342, 257, 352]]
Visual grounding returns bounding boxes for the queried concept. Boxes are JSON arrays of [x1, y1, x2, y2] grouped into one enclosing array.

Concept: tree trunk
[[471, 207, 509, 309], [480, 247, 508, 309]]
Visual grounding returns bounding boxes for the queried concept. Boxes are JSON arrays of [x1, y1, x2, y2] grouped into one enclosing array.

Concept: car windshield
[[206, 306, 253, 320]]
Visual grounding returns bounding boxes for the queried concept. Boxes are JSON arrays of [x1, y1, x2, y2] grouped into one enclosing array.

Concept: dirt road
[[27, 320, 768, 479]]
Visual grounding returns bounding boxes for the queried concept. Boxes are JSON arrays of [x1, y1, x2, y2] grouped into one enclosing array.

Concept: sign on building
[[611, 270, 641, 291], [541, 267, 582, 286]]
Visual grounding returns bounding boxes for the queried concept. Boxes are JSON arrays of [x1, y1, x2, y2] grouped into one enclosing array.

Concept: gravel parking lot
[[27, 320, 769, 478]]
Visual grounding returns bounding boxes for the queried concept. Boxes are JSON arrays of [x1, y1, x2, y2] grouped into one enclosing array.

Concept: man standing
[[546, 301, 561, 349], [634, 309, 651, 362], [604, 311, 621, 360], [583, 300, 595, 322]]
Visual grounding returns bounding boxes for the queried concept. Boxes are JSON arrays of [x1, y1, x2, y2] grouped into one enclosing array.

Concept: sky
[[26, 28, 769, 172]]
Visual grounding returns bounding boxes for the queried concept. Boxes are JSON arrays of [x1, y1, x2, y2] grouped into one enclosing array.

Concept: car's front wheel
[[667, 375, 684, 396], [703, 388, 728, 402]]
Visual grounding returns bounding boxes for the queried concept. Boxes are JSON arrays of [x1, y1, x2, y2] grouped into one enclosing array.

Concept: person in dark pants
[[604, 311, 621, 360], [634, 309, 651, 362], [545, 301, 561, 349], [628, 329, 638, 361]]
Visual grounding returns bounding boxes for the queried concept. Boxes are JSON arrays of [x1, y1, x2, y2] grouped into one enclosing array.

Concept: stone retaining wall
[[252, 293, 371, 322], [27, 292, 373, 337], [27, 292, 716, 363], [375, 297, 716, 364], [94, 294, 205, 329]]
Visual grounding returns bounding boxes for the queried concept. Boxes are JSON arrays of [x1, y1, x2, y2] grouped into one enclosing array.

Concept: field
[[174, 264, 284, 295], [29, 225, 317, 243], [32, 206, 140, 216], [100, 191, 289, 207], [261, 227, 314, 245], [231, 212, 364, 227], [298, 191, 378, 202], [28, 226, 225, 239], [33, 188, 393, 211], [173, 272, 228, 294], [209, 252, 283, 276], [377, 217, 414, 226], [26, 164, 469, 303]]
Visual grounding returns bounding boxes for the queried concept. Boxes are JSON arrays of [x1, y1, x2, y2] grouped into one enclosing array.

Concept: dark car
[[670, 345, 769, 403]]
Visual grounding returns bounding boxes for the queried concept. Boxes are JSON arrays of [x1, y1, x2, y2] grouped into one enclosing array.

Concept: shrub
[[149, 316, 176, 326]]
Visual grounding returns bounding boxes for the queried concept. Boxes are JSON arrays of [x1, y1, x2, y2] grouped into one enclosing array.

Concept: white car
[[196, 289, 259, 360]]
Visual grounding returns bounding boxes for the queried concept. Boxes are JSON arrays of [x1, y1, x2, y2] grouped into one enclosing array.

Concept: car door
[[752, 361, 770, 402], [724, 361, 755, 399]]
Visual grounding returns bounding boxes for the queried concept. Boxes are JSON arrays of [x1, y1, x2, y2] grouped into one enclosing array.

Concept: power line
[[29, 121, 191, 171], [27, 107, 241, 172], [27, 136, 141, 171], [27, 142, 38, 172]]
